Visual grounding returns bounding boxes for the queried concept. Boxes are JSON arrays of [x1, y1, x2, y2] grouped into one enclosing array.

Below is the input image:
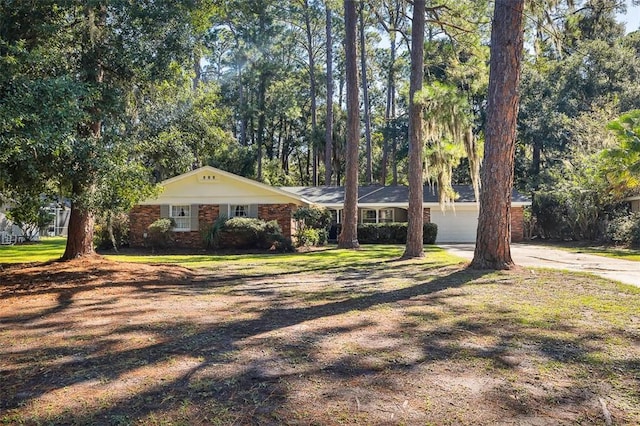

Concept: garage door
[[430, 208, 478, 243]]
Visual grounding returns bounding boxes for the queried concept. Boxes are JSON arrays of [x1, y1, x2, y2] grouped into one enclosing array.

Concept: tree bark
[[256, 71, 267, 181], [359, 3, 373, 184], [325, 4, 333, 186], [402, 0, 425, 259], [470, 0, 525, 270], [338, 0, 359, 249], [62, 181, 96, 260], [303, 0, 319, 186], [62, 4, 104, 260]]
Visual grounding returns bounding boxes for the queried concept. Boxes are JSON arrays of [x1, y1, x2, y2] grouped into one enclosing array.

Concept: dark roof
[[281, 185, 530, 204]]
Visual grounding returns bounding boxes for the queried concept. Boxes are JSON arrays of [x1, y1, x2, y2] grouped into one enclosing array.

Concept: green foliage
[[5, 194, 54, 242], [219, 217, 288, 250], [296, 228, 321, 248], [603, 110, 640, 198], [606, 213, 640, 248], [293, 205, 331, 248], [332, 222, 437, 245], [94, 212, 130, 251], [201, 215, 228, 250], [147, 218, 175, 249], [533, 190, 603, 240], [422, 222, 438, 244], [293, 205, 332, 230]]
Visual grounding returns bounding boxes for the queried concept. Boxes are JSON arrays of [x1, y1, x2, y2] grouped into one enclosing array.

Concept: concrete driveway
[[439, 243, 640, 287]]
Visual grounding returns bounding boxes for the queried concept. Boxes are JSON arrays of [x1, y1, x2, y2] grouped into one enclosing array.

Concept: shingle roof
[[280, 185, 530, 204]]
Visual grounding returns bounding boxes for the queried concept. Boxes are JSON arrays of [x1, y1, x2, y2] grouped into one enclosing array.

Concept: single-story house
[[129, 166, 531, 247]]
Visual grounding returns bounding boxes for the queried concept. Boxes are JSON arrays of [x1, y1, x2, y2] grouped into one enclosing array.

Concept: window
[[379, 208, 394, 223], [362, 209, 377, 224], [231, 204, 249, 217], [170, 205, 191, 231], [329, 209, 341, 224]]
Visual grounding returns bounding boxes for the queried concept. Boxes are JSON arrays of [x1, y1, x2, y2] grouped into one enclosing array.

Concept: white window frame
[[361, 209, 377, 224], [170, 205, 191, 231], [379, 208, 394, 223], [230, 204, 249, 217]]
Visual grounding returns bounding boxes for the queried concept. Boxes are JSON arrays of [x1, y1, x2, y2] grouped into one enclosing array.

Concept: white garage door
[[430, 208, 478, 243]]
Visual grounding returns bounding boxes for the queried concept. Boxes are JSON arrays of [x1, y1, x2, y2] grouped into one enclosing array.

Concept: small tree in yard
[[6, 193, 54, 242], [293, 205, 332, 247]]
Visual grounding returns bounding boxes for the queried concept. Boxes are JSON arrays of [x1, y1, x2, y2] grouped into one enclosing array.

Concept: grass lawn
[[563, 245, 640, 262], [2, 243, 640, 424], [0, 236, 66, 264]]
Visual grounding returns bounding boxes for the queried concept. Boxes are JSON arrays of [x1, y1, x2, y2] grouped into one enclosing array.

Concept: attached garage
[[430, 206, 479, 243]]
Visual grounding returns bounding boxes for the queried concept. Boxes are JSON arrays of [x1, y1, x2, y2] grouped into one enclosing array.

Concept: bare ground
[[1, 256, 639, 425]]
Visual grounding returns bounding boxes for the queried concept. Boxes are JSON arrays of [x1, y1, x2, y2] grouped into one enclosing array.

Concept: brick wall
[[129, 205, 160, 247], [258, 203, 298, 239], [423, 208, 431, 223], [511, 206, 524, 242], [130, 203, 297, 249]]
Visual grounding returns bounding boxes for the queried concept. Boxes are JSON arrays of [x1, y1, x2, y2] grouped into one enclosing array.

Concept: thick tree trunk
[[360, 3, 373, 184], [325, 5, 333, 186], [402, 0, 425, 259], [62, 183, 96, 260], [470, 0, 525, 270], [338, 0, 359, 249]]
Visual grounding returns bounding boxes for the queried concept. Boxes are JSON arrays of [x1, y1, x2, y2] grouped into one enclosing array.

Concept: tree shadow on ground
[[1, 259, 638, 424]]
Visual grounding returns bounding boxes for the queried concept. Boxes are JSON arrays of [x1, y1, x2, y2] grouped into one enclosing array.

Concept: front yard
[[1, 242, 640, 424]]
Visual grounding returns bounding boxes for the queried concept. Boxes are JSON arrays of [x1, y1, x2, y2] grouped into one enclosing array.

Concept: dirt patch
[[1, 256, 639, 425]]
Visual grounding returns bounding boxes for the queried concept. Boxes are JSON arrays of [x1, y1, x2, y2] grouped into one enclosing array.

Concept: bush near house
[[293, 206, 331, 247], [331, 223, 438, 244], [147, 218, 175, 249], [218, 217, 291, 250], [606, 212, 640, 248]]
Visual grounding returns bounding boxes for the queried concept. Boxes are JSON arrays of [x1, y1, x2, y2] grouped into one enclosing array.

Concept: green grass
[[0, 238, 465, 274], [106, 244, 464, 275], [567, 246, 640, 261], [0, 237, 66, 264]]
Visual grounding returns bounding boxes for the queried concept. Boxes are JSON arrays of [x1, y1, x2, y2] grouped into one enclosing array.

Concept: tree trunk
[[325, 4, 333, 186], [470, 0, 525, 270], [338, 0, 359, 249], [62, 182, 96, 260], [360, 3, 373, 184], [381, 29, 397, 185], [402, 0, 425, 259], [256, 71, 267, 181], [62, 4, 104, 260], [303, 0, 319, 186]]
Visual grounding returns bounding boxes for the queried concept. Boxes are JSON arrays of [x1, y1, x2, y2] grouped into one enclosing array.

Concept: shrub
[[293, 205, 331, 247], [606, 213, 640, 247], [331, 222, 438, 244], [219, 217, 286, 249], [296, 228, 321, 248], [95, 212, 130, 250], [423, 223, 438, 244], [147, 218, 175, 249], [201, 215, 228, 249], [293, 206, 332, 229]]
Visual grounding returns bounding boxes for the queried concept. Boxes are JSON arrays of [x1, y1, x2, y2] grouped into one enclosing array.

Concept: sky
[[618, 1, 640, 33]]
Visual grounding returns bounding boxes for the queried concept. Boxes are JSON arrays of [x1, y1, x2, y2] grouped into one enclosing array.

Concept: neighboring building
[[0, 202, 70, 244], [129, 166, 531, 248], [627, 195, 640, 212]]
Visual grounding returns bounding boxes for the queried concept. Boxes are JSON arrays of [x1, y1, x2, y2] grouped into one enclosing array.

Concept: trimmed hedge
[[218, 217, 292, 251], [330, 222, 438, 244]]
